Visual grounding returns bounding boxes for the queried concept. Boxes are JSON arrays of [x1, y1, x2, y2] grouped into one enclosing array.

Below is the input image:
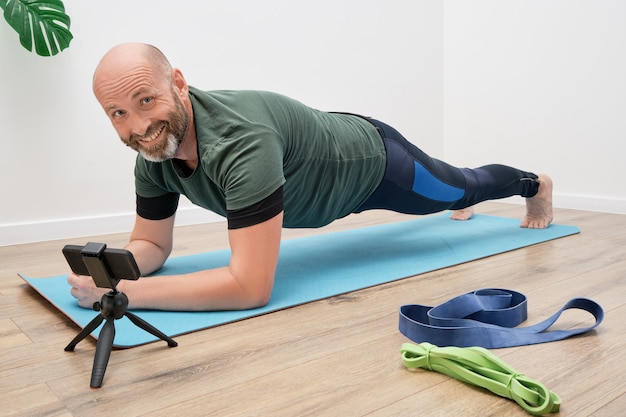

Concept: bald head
[[92, 42, 188, 117], [93, 43, 172, 93]]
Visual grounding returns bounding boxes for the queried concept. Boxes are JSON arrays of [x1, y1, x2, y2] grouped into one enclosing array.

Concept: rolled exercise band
[[401, 342, 561, 416], [398, 288, 604, 348]]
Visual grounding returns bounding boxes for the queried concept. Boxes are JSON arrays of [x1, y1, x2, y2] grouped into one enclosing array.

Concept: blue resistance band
[[399, 289, 604, 348]]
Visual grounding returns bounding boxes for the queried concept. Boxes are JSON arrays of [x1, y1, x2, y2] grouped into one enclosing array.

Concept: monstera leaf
[[1, 0, 72, 56]]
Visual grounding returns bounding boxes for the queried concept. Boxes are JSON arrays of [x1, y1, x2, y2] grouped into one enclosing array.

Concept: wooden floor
[[1, 202, 624, 417]]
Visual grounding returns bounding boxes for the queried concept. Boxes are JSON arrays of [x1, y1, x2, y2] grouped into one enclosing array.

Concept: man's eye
[[141, 97, 154, 105], [113, 110, 125, 117]]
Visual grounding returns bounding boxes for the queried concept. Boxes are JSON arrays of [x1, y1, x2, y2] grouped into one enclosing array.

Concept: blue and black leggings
[[355, 118, 540, 215]]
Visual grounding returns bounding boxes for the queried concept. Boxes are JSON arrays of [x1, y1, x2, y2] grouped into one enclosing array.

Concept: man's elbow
[[248, 291, 271, 309], [233, 271, 274, 310], [243, 281, 273, 309]]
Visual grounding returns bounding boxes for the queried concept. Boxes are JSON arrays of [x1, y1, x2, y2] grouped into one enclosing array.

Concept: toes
[[450, 207, 475, 221], [520, 217, 551, 229]]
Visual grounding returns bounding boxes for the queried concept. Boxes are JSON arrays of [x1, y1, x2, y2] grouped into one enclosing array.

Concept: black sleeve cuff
[[136, 192, 180, 220], [227, 186, 284, 229]]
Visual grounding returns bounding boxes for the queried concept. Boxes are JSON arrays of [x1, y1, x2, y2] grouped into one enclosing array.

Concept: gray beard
[[140, 133, 180, 162]]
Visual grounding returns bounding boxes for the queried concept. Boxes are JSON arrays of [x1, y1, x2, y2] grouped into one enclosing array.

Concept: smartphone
[[62, 242, 140, 289]]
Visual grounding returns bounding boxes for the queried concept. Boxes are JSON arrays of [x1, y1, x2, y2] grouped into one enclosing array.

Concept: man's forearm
[[116, 266, 272, 311]]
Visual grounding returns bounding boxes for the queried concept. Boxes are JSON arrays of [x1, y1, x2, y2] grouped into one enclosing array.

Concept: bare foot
[[450, 206, 475, 221], [520, 174, 553, 229]]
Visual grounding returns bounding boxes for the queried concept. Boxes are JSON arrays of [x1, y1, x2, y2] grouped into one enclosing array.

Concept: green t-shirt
[[135, 87, 386, 228]]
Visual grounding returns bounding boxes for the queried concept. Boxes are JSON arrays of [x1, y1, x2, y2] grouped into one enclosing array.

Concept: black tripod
[[64, 288, 178, 388], [62, 242, 177, 388]]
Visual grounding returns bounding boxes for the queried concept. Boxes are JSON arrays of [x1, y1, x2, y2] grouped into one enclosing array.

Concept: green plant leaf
[[1, 0, 73, 56]]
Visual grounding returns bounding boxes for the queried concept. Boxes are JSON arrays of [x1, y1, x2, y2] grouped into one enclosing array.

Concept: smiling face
[[93, 44, 191, 162], [120, 90, 189, 162]]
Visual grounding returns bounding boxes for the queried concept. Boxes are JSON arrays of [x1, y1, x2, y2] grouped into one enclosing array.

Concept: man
[[69, 43, 553, 311]]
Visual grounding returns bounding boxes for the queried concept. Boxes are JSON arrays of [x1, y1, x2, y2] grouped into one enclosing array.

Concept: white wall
[[443, 0, 626, 214], [0, 0, 443, 245], [2, 1, 624, 247]]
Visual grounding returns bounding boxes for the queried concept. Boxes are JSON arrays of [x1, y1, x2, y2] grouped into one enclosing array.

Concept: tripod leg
[[90, 317, 116, 388], [65, 314, 105, 351], [125, 311, 178, 347]]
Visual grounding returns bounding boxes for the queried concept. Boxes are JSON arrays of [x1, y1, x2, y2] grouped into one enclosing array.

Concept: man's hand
[[68, 273, 109, 308], [65, 214, 173, 310]]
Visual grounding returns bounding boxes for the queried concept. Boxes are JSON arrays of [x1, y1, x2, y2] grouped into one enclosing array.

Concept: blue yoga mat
[[20, 214, 579, 348]]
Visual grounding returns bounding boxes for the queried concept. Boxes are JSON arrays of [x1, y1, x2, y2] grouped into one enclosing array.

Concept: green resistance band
[[401, 342, 561, 416]]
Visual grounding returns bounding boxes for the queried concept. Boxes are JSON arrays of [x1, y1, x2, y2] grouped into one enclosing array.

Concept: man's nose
[[129, 114, 152, 137]]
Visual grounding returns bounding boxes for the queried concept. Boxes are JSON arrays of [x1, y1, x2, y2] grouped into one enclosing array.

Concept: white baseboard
[[2, 194, 623, 247], [553, 194, 626, 215], [497, 193, 626, 215], [0, 207, 225, 247]]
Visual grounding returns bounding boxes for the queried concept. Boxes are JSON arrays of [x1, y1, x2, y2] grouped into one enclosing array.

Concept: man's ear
[[171, 68, 188, 98]]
